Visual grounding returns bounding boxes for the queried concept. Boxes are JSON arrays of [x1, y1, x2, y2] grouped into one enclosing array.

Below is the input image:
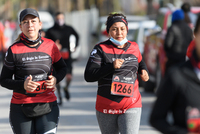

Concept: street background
[[0, 58, 160, 134], [1, 0, 200, 133]]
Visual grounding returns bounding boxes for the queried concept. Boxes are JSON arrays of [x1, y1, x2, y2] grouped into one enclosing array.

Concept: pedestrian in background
[[84, 12, 149, 134], [181, 2, 198, 29], [46, 12, 79, 105], [0, 8, 67, 134], [150, 14, 200, 134], [164, 9, 193, 74]]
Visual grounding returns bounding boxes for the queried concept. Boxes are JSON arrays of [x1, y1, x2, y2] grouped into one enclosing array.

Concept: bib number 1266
[[111, 82, 133, 97]]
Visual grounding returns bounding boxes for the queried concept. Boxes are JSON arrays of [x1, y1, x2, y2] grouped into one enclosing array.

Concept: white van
[[38, 11, 54, 31]]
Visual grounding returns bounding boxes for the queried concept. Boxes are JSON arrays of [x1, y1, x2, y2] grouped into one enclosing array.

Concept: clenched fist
[[113, 59, 124, 69], [140, 70, 149, 82]]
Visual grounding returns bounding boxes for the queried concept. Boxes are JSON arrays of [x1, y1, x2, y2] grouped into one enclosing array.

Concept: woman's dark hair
[[184, 13, 192, 24], [194, 14, 200, 34], [181, 2, 192, 24], [181, 2, 191, 13]]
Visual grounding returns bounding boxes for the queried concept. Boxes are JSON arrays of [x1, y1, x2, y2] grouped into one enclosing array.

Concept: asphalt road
[[0, 58, 160, 134]]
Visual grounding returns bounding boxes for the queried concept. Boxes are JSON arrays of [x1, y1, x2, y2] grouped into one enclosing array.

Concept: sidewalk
[[0, 58, 160, 134]]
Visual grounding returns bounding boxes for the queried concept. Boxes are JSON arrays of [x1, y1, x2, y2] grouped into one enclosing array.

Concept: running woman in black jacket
[[0, 8, 67, 134], [85, 13, 149, 134]]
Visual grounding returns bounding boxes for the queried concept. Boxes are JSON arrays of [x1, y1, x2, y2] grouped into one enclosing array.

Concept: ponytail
[[15, 33, 21, 42]]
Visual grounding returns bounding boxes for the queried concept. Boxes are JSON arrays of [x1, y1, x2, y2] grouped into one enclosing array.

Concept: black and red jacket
[[84, 39, 147, 114], [0, 37, 67, 104]]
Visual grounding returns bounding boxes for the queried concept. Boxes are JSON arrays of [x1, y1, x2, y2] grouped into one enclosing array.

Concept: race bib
[[60, 48, 69, 59], [25, 73, 48, 94], [111, 74, 136, 97], [187, 107, 200, 133]]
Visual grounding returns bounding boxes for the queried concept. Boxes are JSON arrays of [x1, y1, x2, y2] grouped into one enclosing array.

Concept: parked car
[[132, 20, 156, 54], [38, 11, 54, 31], [143, 6, 200, 92]]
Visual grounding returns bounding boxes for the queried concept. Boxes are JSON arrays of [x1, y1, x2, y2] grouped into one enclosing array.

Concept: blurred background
[[0, 1, 200, 133], [0, 0, 200, 92]]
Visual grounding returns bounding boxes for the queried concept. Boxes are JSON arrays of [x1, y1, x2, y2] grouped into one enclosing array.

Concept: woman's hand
[[55, 39, 62, 50], [45, 75, 57, 91], [113, 59, 124, 69], [24, 75, 40, 92], [140, 70, 149, 82]]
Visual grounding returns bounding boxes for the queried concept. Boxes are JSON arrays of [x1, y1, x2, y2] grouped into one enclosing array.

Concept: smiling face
[[109, 22, 127, 42], [19, 14, 42, 40]]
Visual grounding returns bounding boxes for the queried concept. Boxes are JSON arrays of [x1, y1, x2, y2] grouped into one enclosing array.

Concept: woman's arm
[[84, 45, 115, 82], [0, 48, 25, 90], [0, 66, 24, 90], [52, 58, 67, 84], [138, 59, 149, 81]]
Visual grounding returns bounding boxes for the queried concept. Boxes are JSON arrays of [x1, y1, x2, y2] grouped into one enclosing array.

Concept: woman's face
[[109, 22, 127, 42], [19, 14, 42, 40]]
